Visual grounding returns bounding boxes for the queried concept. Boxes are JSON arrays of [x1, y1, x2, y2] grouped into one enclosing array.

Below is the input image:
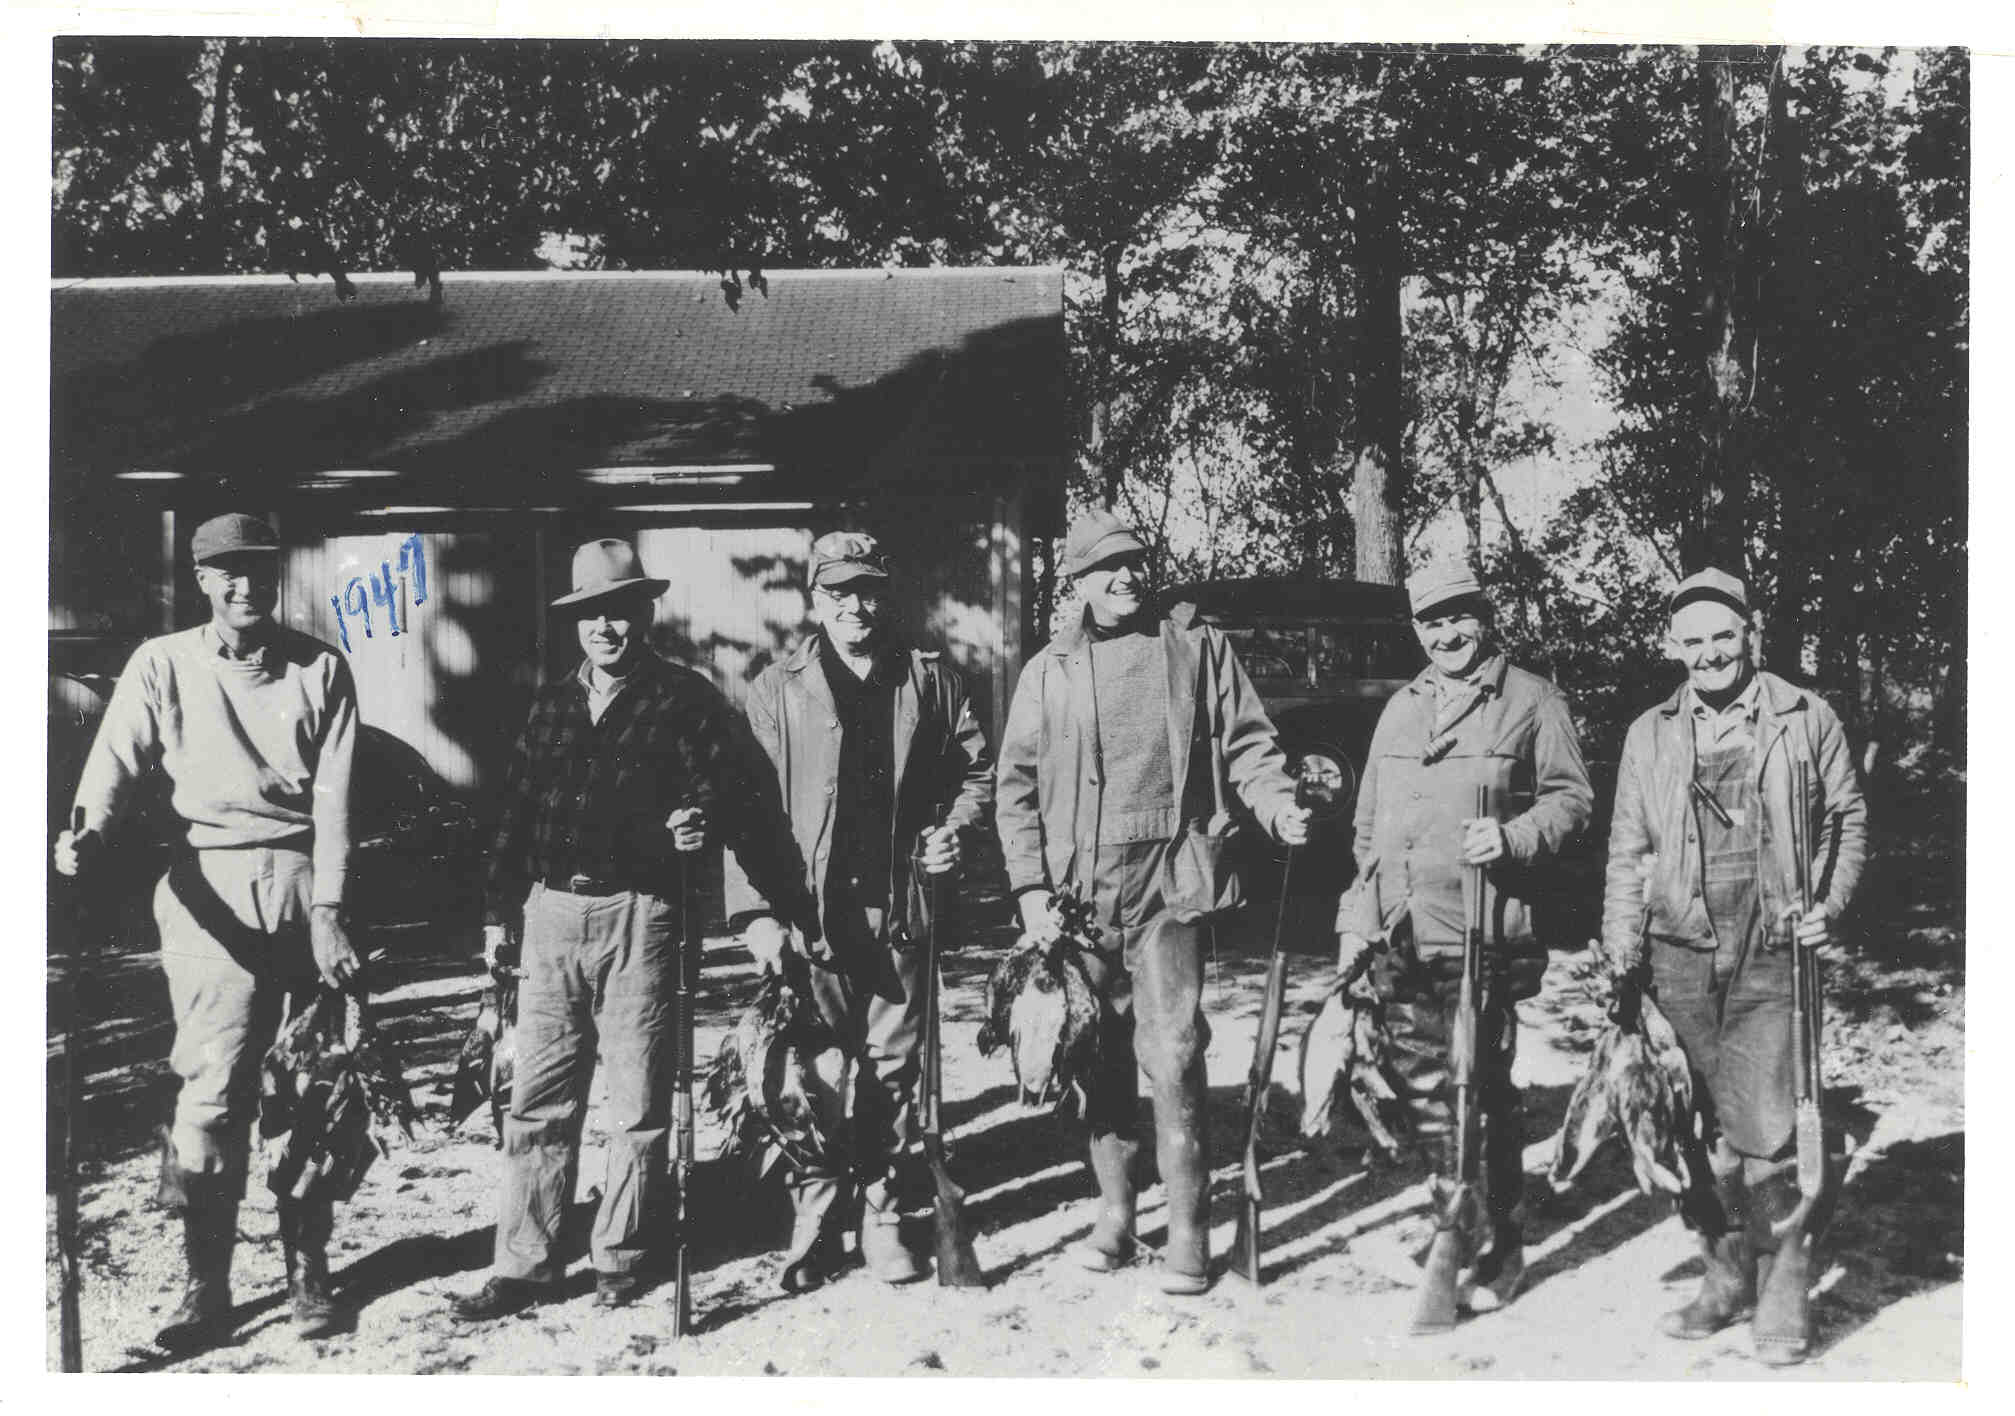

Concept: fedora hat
[[551, 538, 670, 610]]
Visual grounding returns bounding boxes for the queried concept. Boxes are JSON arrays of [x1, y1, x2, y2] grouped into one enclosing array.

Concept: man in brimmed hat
[[453, 537, 804, 1320], [995, 509, 1310, 1296], [724, 530, 994, 1290], [1338, 563, 1592, 1331], [1603, 568, 1866, 1365], [55, 511, 362, 1351]]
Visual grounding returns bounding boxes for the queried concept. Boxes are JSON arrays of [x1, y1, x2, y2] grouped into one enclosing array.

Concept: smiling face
[[811, 577, 886, 656], [1076, 552, 1149, 627], [1668, 599, 1755, 698], [1413, 598, 1490, 678], [195, 553, 279, 636], [574, 590, 653, 673]]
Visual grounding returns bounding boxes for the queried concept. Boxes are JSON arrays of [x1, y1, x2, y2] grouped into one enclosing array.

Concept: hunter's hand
[[310, 905, 363, 992], [53, 827, 99, 878], [1791, 903, 1834, 951], [1017, 891, 1062, 946], [1461, 817, 1508, 865], [920, 824, 962, 877], [743, 915, 794, 974], [482, 922, 518, 972], [1337, 931, 1374, 981], [1276, 803, 1312, 847], [666, 805, 708, 854]]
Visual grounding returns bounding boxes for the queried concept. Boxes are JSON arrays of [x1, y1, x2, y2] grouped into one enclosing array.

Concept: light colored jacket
[[994, 605, 1297, 897], [723, 636, 994, 942], [1602, 670, 1867, 965], [1338, 656, 1592, 954]]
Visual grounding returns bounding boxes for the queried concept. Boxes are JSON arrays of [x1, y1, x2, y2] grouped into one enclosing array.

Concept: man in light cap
[[1338, 564, 1592, 1331], [725, 530, 994, 1289], [55, 511, 362, 1351], [453, 538, 804, 1320], [996, 509, 1310, 1295], [1604, 567, 1865, 1365]]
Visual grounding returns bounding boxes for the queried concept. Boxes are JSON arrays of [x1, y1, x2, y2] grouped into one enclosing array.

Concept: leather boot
[[279, 1196, 345, 1339], [1460, 1218, 1526, 1315], [860, 1176, 927, 1285], [1152, 1063, 1210, 1296], [779, 1174, 847, 1294], [1749, 1165, 1816, 1365], [154, 1170, 237, 1354], [1073, 1132, 1140, 1272]]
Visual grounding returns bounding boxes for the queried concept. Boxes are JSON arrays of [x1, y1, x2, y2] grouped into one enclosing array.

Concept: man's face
[[196, 554, 279, 634], [1414, 601, 1489, 677], [1668, 600, 1754, 696], [1077, 553, 1148, 625], [811, 577, 886, 654], [575, 591, 652, 672]]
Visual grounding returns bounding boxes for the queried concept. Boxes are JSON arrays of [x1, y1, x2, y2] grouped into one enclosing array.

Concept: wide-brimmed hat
[[1667, 566, 1749, 618], [1406, 566, 1488, 619], [551, 538, 670, 610], [191, 512, 281, 564]]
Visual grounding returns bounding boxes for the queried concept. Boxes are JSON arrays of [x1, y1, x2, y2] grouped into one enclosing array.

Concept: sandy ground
[[46, 862, 1963, 1379]]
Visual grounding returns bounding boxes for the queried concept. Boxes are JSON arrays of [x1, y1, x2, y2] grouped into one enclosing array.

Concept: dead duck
[[1295, 975, 1406, 1158], [1550, 950, 1698, 1197], [705, 968, 849, 1176], [976, 890, 1102, 1113]]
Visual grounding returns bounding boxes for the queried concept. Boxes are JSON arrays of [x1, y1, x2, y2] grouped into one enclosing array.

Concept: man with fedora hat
[[453, 537, 804, 1320], [725, 530, 995, 1290], [1604, 567, 1866, 1365], [995, 509, 1310, 1295], [55, 511, 363, 1351], [1338, 564, 1592, 1331]]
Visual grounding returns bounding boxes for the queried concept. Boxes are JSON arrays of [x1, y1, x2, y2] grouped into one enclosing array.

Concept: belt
[[543, 871, 649, 896]]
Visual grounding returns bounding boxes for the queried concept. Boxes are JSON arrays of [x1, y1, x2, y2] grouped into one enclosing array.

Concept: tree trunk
[[1091, 241, 1124, 509], [1689, 45, 1749, 575], [1760, 59, 1809, 675], [197, 38, 241, 271], [1351, 167, 1405, 586]]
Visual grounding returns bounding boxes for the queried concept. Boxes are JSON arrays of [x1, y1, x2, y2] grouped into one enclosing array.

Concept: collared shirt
[[1688, 671, 1763, 750], [578, 657, 638, 726], [818, 632, 900, 901], [486, 650, 737, 923]]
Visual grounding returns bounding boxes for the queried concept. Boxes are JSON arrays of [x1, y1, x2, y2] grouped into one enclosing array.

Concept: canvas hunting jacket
[[722, 635, 995, 942], [994, 604, 1298, 898], [1602, 670, 1868, 967], [1338, 655, 1593, 956]]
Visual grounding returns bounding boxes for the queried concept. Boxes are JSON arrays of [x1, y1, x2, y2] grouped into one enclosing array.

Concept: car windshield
[[1222, 622, 1417, 684]]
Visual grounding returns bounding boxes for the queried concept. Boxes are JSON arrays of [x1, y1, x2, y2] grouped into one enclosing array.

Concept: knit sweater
[[73, 624, 358, 907], [1088, 620, 1175, 845]]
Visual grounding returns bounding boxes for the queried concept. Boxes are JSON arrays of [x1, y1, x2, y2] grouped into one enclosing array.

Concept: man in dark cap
[[452, 538, 803, 1320], [55, 512, 362, 1351], [996, 509, 1309, 1295], [725, 530, 994, 1290], [1338, 564, 1592, 1332], [1605, 568, 1866, 1365]]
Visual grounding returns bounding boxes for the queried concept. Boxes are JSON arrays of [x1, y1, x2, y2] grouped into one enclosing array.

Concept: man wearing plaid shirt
[[451, 538, 806, 1320]]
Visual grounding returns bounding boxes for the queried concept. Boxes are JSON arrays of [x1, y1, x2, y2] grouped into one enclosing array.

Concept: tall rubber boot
[[860, 1175, 927, 1285], [1749, 1165, 1815, 1366], [279, 1195, 345, 1339], [153, 1171, 238, 1355], [1660, 1161, 1755, 1339], [1152, 1062, 1211, 1296], [779, 1174, 846, 1294], [1073, 1132, 1141, 1272]]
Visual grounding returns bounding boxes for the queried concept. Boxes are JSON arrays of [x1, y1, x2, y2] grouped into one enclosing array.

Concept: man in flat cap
[[453, 538, 802, 1320], [55, 512, 362, 1351], [1604, 568, 1866, 1365], [1338, 564, 1593, 1332], [725, 531, 994, 1289], [996, 509, 1309, 1295]]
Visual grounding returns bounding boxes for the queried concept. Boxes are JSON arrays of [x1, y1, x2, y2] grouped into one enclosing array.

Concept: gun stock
[[671, 849, 696, 1337], [921, 827, 986, 1288], [1790, 764, 1828, 1212], [1233, 847, 1296, 1285]]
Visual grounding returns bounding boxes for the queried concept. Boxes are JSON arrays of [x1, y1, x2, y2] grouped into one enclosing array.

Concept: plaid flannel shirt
[[484, 651, 807, 927]]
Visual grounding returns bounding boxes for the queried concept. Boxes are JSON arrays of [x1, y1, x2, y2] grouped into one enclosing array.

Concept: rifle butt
[[672, 1249, 692, 1338], [1233, 1196, 1263, 1286]]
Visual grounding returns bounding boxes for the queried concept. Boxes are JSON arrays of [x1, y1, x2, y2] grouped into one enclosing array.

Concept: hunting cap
[[810, 531, 892, 589], [1059, 508, 1147, 578], [1668, 567, 1749, 618], [190, 512, 281, 564], [1407, 566, 1488, 619], [551, 537, 670, 611]]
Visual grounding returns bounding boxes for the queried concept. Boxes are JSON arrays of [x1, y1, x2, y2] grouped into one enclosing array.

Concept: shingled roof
[[50, 267, 1068, 496]]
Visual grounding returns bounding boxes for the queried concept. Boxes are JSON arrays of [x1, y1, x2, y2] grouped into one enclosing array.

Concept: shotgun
[[1789, 763, 1829, 1218], [1412, 784, 1490, 1334], [919, 821, 986, 1287], [671, 843, 697, 1336], [1232, 841, 1295, 1286], [55, 805, 87, 1372]]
